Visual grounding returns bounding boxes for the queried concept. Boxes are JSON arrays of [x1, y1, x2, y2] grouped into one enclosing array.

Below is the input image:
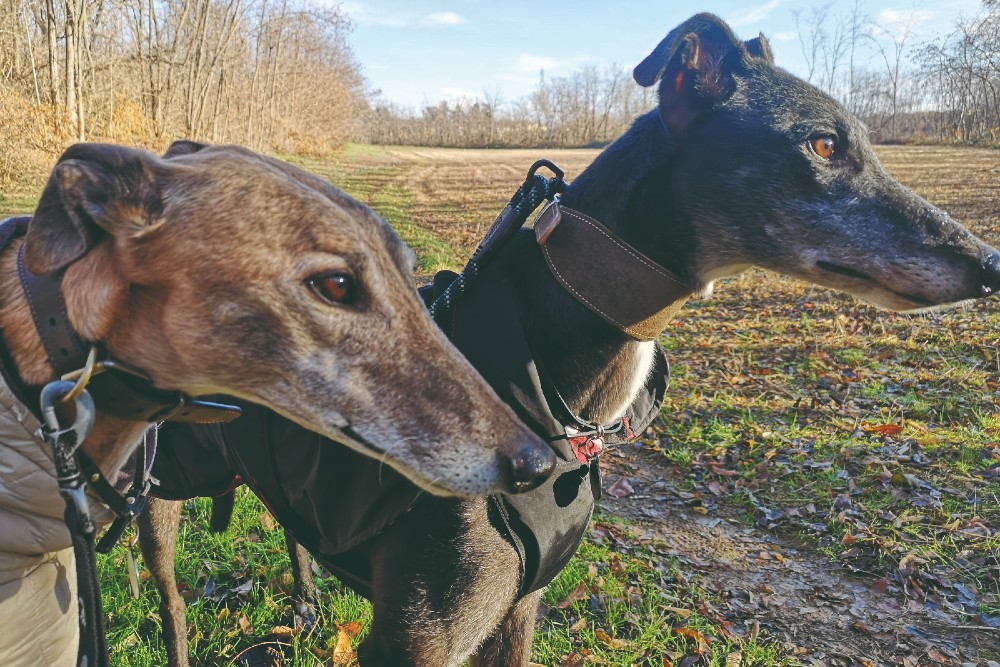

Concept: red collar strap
[[565, 416, 635, 464], [534, 201, 691, 341]]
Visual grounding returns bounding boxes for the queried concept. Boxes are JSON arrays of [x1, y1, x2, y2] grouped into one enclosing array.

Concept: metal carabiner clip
[[40, 380, 97, 454], [39, 380, 98, 535]]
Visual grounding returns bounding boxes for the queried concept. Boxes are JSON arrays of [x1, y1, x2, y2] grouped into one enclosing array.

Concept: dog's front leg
[[469, 590, 542, 667], [137, 497, 190, 667], [356, 497, 523, 667], [284, 531, 319, 630]]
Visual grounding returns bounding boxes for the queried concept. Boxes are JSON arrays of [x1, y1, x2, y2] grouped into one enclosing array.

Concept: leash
[[427, 162, 639, 465], [0, 215, 239, 663], [428, 160, 566, 324], [37, 379, 109, 667]]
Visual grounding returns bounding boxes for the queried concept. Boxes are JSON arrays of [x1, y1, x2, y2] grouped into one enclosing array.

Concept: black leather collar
[[1, 215, 240, 425]]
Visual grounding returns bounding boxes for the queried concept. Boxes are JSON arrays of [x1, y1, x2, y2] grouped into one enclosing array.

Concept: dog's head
[[23, 142, 555, 496], [634, 13, 1000, 310]]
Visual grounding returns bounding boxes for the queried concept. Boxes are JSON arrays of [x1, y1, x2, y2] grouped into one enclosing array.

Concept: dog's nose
[[982, 251, 1000, 297], [501, 444, 556, 493]]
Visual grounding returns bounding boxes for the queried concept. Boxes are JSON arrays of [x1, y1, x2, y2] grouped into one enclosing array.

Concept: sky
[[337, 0, 988, 109]]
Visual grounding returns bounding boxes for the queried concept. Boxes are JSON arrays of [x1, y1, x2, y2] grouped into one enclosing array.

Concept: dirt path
[[599, 445, 1000, 666]]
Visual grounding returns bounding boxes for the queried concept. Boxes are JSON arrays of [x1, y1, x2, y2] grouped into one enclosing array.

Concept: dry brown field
[[2, 144, 998, 666]]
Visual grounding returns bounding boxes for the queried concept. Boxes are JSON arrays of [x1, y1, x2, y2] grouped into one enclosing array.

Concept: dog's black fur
[[140, 13, 1000, 667]]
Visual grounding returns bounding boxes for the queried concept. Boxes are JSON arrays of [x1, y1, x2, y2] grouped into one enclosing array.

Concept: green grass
[[99, 494, 796, 666], [535, 518, 794, 666], [101, 495, 374, 666], [0, 191, 39, 217], [2, 143, 996, 664]]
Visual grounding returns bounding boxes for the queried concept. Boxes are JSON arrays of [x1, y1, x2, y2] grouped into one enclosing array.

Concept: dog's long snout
[[501, 443, 557, 493], [981, 251, 1000, 297]]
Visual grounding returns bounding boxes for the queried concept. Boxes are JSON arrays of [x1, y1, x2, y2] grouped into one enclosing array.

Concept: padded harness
[[153, 237, 668, 596]]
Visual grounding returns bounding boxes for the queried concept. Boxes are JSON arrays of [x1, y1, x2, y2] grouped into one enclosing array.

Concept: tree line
[[0, 0, 366, 162], [0, 0, 996, 173], [365, 66, 657, 148], [364, 0, 1000, 148]]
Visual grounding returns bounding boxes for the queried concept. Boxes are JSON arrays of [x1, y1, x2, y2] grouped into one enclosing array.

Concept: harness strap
[[429, 161, 564, 325], [0, 218, 43, 418], [70, 505, 110, 666], [39, 382, 109, 667], [94, 427, 156, 554]]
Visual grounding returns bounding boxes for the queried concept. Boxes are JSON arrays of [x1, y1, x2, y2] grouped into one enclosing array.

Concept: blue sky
[[338, 0, 987, 108]]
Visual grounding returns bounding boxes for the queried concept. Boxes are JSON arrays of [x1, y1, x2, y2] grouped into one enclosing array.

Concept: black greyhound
[[139, 13, 1000, 667]]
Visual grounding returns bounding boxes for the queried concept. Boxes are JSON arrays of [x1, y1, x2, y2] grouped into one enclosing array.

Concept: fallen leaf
[[237, 614, 252, 634], [870, 423, 903, 436], [675, 626, 712, 652], [232, 579, 254, 596], [609, 555, 627, 579], [339, 621, 363, 638], [595, 627, 628, 649], [271, 625, 294, 640], [663, 606, 693, 618], [606, 476, 634, 498], [259, 512, 277, 530], [555, 582, 589, 609], [926, 648, 948, 664], [331, 627, 356, 665], [898, 553, 919, 578], [569, 617, 587, 633]]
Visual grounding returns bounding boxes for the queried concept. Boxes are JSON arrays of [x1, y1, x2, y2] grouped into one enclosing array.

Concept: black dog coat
[[153, 242, 669, 596]]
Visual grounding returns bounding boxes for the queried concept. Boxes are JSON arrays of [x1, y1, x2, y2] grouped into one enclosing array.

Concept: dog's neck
[[0, 240, 148, 478], [505, 111, 684, 425]]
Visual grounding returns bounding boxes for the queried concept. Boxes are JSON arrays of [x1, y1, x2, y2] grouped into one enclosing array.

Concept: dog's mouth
[[816, 261, 870, 281], [335, 423, 510, 497], [816, 261, 935, 310]]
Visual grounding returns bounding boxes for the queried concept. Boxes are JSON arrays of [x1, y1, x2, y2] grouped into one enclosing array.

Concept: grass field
[[3, 143, 999, 666]]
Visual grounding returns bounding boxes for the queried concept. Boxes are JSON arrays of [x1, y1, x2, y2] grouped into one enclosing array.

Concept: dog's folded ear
[[634, 13, 749, 137], [24, 143, 167, 275], [744, 34, 774, 64], [163, 140, 209, 159]]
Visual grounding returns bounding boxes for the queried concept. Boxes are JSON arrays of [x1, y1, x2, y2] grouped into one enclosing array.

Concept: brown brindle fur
[[1, 141, 554, 493], [142, 13, 1000, 667]]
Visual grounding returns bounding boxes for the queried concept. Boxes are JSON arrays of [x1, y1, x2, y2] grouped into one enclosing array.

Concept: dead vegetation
[[301, 144, 1000, 666], [1, 143, 997, 665]]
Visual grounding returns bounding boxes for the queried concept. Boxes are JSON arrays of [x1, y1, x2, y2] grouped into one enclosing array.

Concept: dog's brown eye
[[811, 136, 836, 160], [307, 273, 356, 305]]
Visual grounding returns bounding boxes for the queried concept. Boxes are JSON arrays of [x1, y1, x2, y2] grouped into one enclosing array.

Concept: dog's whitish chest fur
[[615, 340, 657, 422]]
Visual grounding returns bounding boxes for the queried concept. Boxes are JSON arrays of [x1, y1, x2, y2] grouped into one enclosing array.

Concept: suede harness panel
[[534, 201, 690, 341]]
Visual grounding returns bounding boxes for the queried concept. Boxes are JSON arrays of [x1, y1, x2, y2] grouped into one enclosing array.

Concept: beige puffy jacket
[[0, 375, 117, 666]]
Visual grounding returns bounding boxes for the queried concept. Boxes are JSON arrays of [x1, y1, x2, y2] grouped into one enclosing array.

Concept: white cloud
[[873, 8, 936, 36], [770, 31, 797, 42], [727, 0, 782, 28], [421, 11, 466, 27], [513, 53, 592, 75], [341, 4, 466, 29], [340, 3, 409, 27]]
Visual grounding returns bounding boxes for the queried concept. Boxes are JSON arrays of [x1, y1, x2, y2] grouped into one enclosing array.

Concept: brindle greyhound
[[0, 142, 554, 664], [141, 14, 1000, 667]]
